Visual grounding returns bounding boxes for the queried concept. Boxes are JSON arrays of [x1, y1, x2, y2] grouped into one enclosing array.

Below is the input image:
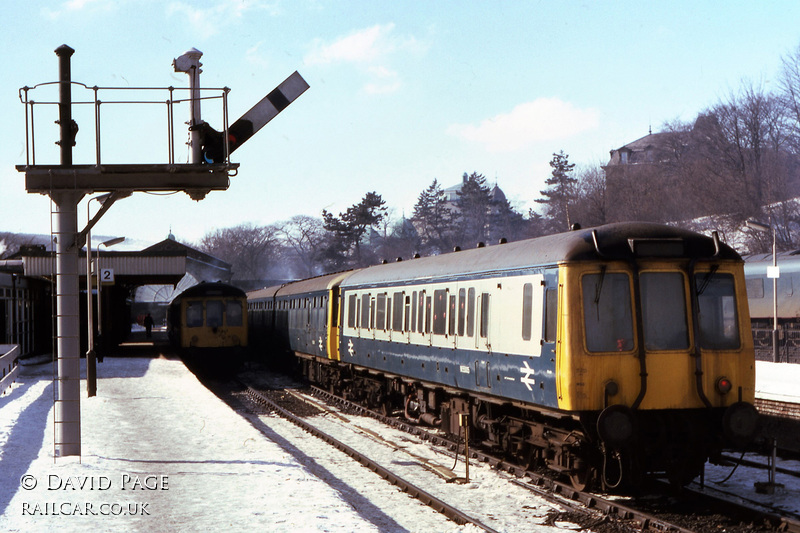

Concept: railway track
[[230, 374, 710, 533], [300, 384, 800, 533], [240, 381, 503, 532], [194, 362, 799, 533]]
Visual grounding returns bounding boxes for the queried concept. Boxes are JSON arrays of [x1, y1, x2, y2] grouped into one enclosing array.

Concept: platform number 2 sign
[[100, 268, 115, 285]]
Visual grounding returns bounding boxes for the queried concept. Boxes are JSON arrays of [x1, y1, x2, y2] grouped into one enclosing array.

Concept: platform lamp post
[[96, 236, 125, 364], [747, 219, 779, 363], [86, 193, 113, 397]]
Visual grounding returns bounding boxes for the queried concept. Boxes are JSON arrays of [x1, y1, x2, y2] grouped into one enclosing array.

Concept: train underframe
[[297, 354, 723, 492]]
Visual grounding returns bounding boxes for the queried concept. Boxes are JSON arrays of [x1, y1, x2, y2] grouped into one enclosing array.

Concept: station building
[[0, 235, 231, 359]]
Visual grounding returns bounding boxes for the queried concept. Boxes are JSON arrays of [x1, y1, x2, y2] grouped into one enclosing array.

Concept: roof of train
[[247, 271, 354, 300], [172, 281, 246, 302], [744, 250, 800, 272], [245, 223, 739, 300], [340, 222, 740, 288]]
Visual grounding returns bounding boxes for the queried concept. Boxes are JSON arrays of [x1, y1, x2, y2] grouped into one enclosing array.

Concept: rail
[[18, 81, 231, 168], [0, 344, 20, 397]]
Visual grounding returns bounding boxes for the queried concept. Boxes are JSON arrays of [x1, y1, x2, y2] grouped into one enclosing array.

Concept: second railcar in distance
[[744, 251, 800, 362], [168, 282, 248, 362], [249, 223, 759, 490]]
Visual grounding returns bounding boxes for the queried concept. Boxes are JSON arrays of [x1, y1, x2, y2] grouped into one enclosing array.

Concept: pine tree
[[536, 151, 577, 231], [412, 179, 454, 254], [456, 172, 493, 247], [321, 191, 387, 268]]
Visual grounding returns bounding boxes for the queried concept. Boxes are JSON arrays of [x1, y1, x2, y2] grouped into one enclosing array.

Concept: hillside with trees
[[194, 42, 800, 281]]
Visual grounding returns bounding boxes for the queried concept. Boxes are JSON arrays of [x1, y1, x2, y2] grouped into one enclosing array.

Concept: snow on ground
[[755, 361, 800, 403], [0, 356, 472, 532], [0, 354, 569, 533], [1, 354, 798, 532]]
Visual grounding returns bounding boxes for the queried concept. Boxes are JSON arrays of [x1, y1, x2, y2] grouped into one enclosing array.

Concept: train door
[[449, 288, 458, 350], [327, 288, 340, 361], [474, 289, 491, 389], [475, 291, 491, 352]]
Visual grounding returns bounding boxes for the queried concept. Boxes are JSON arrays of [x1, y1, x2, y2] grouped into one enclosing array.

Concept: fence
[[0, 344, 20, 396]]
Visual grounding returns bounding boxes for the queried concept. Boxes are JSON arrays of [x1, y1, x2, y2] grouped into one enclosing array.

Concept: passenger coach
[[249, 223, 758, 489]]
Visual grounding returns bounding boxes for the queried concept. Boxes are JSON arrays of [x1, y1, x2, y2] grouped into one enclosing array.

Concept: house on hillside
[[604, 115, 800, 223]]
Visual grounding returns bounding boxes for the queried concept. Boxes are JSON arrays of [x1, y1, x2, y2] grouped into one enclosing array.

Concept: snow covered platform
[[0, 355, 464, 532], [756, 361, 800, 403], [1, 352, 798, 532]]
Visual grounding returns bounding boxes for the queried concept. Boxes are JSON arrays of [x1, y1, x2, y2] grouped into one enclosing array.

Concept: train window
[[393, 292, 404, 331], [544, 288, 557, 342], [186, 301, 203, 328], [467, 288, 476, 337], [348, 294, 357, 328], [207, 300, 224, 328], [480, 293, 490, 338], [227, 300, 243, 327], [522, 283, 533, 341], [361, 293, 371, 330], [448, 294, 457, 336], [433, 290, 447, 335], [640, 272, 688, 350], [779, 276, 794, 297], [404, 295, 411, 331], [695, 272, 740, 350], [386, 296, 392, 331], [425, 295, 432, 334], [458, 289, 466, 336], [411, 291, 417, 332], [745, 278, 764, 299], [376, 293, 387, 330], [582, 272, 634, 352], [418, 291, 426, 333]]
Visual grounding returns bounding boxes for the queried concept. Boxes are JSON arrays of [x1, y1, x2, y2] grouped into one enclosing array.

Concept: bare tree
[[278, 215, 326, 278], [570, 164, 608, 227], [197, 223, 283, 280]]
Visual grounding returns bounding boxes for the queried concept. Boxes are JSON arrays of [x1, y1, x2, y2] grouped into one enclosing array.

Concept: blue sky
[[3, 1, 800, 249]]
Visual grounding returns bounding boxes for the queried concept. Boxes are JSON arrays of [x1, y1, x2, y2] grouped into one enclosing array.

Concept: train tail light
[[715, 377, 733, 395]]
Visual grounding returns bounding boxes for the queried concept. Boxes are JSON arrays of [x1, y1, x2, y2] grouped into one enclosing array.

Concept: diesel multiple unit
[[248, 223, 758, 490]]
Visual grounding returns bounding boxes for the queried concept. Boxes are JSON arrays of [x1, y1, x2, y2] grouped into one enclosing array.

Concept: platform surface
[[0, 346, 418, 532]]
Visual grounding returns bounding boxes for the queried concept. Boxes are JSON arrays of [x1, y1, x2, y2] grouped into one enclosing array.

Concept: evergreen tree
[[536, 151, 577, 231], [456, 172, 493, 247], [411, 179, 454, 254], [321, 191, 387, 269]]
